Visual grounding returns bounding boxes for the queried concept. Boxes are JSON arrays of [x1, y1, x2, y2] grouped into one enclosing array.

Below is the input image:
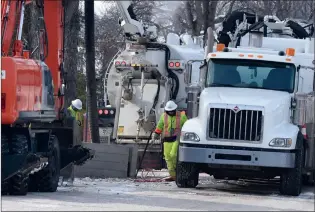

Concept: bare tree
[[64, 1, 80, 107]]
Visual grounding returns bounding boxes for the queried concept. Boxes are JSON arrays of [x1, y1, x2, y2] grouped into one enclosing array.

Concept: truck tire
[[9, 173, 29, 196], [37, 135, 60, 192], [280, 133, 304, 196], [175, 148, 199, 188]]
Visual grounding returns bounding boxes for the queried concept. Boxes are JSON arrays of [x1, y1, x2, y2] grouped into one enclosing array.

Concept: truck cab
[[177, 38, 315, 196]]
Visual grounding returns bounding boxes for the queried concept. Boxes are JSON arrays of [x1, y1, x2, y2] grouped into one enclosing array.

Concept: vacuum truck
[[102, 1, 205, 169]]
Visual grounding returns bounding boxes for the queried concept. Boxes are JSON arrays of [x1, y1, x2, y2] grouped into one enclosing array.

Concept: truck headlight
[[180, 131, 200, 142], [269, 138, 292, 147]]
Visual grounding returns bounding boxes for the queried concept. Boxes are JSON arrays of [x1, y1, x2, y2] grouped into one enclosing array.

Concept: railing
[[103, 50, 122, 104]]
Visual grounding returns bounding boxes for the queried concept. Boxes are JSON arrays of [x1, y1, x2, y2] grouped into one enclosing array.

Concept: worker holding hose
[[152, 100, 187, 181]]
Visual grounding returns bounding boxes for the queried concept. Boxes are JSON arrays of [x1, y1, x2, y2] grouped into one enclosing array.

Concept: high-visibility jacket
[[67, 106, 83, 126], [155, 111, 187, 140]]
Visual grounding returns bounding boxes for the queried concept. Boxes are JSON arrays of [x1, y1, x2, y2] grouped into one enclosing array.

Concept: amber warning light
[[286, 48, 295, 57], [216, 43, 225, 52]]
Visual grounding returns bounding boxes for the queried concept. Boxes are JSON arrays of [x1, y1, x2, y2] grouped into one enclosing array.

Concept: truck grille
[[208, 108, 263, 142]]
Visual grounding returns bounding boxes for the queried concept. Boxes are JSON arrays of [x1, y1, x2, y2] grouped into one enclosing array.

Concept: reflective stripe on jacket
[[67, 106, 83, 124], [154, 111, 187, 139]]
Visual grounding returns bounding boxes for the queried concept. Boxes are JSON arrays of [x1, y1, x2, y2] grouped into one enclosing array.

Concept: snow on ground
[[1, 171, 314, 211]]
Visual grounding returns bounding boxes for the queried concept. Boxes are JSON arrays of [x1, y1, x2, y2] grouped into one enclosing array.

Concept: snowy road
[[1, 172, 314, 211]]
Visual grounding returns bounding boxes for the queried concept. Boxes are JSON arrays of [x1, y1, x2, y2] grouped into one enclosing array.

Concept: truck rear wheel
[[37, 135, 60, 192], [176, 150, 199, 188], [280, 133, 304, 196]]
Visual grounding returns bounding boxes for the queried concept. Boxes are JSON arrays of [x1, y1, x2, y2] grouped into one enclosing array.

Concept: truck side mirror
[[184, 63, 192, 84], [59, 83, 65, 96], [199, 60, 208, 90]]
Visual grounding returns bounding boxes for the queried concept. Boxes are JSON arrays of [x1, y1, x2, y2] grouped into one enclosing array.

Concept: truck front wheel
[[176, 150, 199, 188], [280, 133, 304, 196]]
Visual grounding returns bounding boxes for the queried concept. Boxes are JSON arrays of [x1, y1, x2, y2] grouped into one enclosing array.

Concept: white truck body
[[106, 41, 204, 141], [177, 16, 315, 195], [181, 46, 314, 150]]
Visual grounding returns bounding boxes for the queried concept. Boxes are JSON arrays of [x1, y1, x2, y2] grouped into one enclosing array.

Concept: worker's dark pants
[[60, 123, 83, 183]]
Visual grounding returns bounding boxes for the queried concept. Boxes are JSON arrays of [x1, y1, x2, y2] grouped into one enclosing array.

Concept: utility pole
[[85, 0, 100, 143], [313, 0, 315, 92]]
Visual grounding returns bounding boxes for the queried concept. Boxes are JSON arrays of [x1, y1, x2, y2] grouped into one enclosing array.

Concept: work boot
[[63, 178, 74, 187], [162, 176, 175, 182]]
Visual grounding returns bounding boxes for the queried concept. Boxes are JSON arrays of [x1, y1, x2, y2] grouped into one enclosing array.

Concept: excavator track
[[1, 133, 30, 195], [1, 129, 49, 196], [1, 134, 10, 195], [9, 133, 30, 195]]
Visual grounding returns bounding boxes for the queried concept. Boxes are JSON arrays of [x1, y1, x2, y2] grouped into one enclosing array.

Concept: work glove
[[152, 132, 160, 140]]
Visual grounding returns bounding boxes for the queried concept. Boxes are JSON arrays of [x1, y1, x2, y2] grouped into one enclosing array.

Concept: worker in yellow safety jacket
[[29, 99, 83, 129], [67, 99, 83, 126], [61, 99, 83, 186], [152, 100, 187, 181]]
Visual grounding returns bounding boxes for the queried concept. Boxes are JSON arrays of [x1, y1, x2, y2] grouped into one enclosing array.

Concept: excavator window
[[43, 67, 54, 106]]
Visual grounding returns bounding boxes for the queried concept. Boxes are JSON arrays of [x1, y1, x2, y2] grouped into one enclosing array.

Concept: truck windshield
[[206, 59, 296, 93]]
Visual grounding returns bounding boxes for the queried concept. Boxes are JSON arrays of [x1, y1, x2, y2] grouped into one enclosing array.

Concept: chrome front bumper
[[178, 144, 296, 168]]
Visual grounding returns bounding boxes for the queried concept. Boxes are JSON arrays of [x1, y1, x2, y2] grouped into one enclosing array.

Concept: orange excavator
[[1, 0, 94, 195]]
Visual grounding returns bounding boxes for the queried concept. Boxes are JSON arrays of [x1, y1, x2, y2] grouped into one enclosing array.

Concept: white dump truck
[[176, 14, 315, 196]]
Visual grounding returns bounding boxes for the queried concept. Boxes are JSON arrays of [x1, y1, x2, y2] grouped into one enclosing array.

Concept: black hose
[[136, 130, 154, 177], [150, 70, 161, 111], [151, 77, 160, 110], [146, 43, 179, 100]]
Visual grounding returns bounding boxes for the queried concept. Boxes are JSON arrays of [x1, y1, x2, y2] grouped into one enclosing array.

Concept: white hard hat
[[72, 99, 82, 110], [164, 100, 177, 111]]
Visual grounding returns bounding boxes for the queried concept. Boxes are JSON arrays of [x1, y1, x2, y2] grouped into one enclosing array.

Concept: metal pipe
[[112, 77, 123, 140], [85, 85, 88, 142], [206, 27, 214, 56], [17, 1, 25, 40], [103, 50, 121, 105], [140, 68, 145, 104], [136, 68, 145, 141]]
